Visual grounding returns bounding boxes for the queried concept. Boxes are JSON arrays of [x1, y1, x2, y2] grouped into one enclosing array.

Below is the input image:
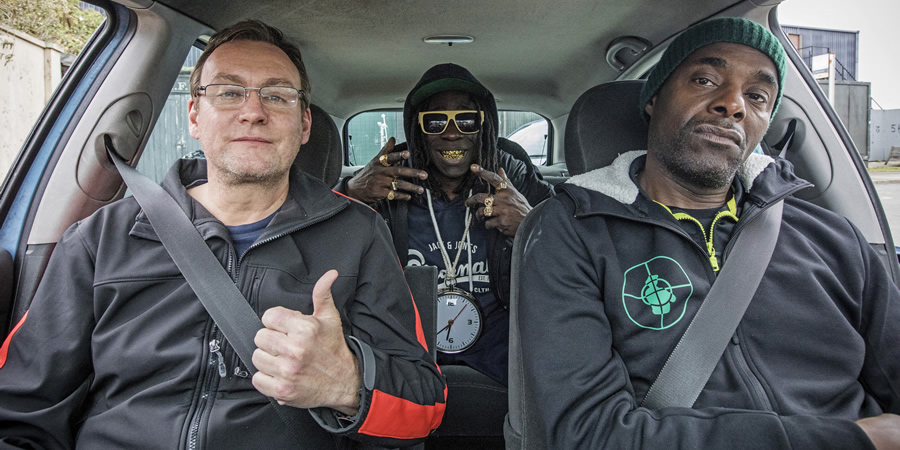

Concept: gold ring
[[484, 195, 494, 207], [391, 178, 399, 191], [498, 179, 508, 190], [484, 205, 493, 217], [387, 190, 396, 201], [379, 154, 390, 167]]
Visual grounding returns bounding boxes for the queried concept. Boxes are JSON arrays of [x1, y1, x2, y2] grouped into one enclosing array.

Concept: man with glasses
[[0, 20, 445, 449], [338, 63, 553, 389]]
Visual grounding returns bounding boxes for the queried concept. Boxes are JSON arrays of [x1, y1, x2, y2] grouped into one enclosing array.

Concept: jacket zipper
[[187, 324, 223, 450], [186, 246, 238, 449], [654, 195, 739, 272], [183, 199, 349, 448], [728, 333, 773, 411], [225, 205, 347, 377]]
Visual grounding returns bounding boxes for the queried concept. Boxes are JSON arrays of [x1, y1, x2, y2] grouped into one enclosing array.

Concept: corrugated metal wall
[[816, 81, 870, 158], [137, 70, 197, 183], [136, 47, 203, 183], [871, 109, 900, 161], [783, 25, 858, 81]]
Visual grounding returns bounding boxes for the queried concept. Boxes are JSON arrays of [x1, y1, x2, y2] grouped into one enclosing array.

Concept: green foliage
[[0, 0, 105, 54]]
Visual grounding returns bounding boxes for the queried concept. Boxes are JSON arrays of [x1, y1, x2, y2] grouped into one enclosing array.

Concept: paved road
[[874, 182, 900, 241]]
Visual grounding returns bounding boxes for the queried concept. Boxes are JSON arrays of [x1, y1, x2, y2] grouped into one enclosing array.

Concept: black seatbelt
[[105, 136, 320, 442], [642, 199, 784, 409]]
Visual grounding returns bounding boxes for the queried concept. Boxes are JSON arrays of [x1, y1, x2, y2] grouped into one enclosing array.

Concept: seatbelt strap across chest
[[105, 137, 320, 442], [641, 199, 784, 409]]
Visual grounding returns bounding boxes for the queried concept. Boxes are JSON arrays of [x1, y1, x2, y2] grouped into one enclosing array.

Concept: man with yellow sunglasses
[[337, 63, 552, 391]]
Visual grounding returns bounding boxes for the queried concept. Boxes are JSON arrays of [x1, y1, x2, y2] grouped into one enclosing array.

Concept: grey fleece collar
[[566, 150, 774, 205]]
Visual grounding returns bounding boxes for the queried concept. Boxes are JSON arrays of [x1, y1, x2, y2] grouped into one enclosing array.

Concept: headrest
[[295, 104, 342, 187], [565, 80, 648, 175]]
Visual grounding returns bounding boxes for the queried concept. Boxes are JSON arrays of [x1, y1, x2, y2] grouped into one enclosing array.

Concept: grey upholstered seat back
[[504, 200, 549, 450], [564, 80, 648, 175], [294, 104, 342, 187], [403, 265, 437, 359], [505, 81, 651, 448]]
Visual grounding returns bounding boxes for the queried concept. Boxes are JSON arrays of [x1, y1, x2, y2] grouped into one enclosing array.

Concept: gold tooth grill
[[440, 150, 466, 159]]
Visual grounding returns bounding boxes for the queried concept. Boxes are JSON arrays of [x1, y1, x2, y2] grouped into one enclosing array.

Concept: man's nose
[[239, 89, 268, 121], [709, 84, 745, 120], [441, 119, 465, 138]]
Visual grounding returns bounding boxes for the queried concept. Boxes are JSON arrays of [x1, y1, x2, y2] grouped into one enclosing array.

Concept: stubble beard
[[649, 118, 746, 191], [212, 151, 292, 189]]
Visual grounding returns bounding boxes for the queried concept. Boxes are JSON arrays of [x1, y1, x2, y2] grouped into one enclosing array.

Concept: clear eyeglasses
[[196, 84, 305, 110]]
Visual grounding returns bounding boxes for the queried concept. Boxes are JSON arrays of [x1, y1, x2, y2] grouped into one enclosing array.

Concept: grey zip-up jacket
[[518, 151, 898, 449], [0, 159, 446, 449]]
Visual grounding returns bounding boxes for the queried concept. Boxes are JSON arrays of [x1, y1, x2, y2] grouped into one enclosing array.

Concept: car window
[[137, 46, 205, 183], [505, 116, 549, 165], [345, 110, 550, 165], [346, 111, 404, 166], [0, 2, 106, 183]]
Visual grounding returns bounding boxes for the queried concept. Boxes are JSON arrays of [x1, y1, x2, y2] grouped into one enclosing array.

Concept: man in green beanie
[[517, 17, 900, 448]]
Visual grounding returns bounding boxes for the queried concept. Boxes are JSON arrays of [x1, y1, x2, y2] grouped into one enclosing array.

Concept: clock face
[[435, 290, 482, 353]]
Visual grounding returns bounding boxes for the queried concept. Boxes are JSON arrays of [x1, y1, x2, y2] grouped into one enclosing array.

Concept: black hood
[[402, 63, 500, 172]]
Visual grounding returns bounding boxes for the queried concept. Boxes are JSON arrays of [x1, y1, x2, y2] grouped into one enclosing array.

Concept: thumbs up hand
[[252, 270, 362, 415]]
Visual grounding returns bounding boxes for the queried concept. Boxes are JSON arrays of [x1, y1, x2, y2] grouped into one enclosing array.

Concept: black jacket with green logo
[[518, 151, 898, 449]]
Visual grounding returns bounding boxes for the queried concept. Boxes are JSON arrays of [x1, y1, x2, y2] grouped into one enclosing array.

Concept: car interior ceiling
[[156, 0, 751, 120]]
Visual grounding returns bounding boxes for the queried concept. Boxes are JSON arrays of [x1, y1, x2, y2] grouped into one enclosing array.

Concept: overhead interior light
[[423, 35, 474, 46]]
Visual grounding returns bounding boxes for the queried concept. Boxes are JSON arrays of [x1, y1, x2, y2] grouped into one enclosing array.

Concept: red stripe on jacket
[[362, 261, 447, 438], [332, 190, 376, 212], [0, 311, 28, 370], [407, 285, 429, 352], [359, 385, 448, 439]]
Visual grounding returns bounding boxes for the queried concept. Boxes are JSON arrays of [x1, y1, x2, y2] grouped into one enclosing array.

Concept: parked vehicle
[[507, 119, 549, 166]]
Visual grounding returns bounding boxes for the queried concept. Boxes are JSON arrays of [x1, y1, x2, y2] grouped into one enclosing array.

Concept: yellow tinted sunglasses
[[418, 110, 485, 135]]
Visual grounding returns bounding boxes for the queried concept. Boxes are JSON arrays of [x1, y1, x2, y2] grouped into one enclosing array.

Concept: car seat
[[294, 104, 343, 187], [404, 265, 438, 359], [505, 80, 647, 449], [563, 80, 648, 176]]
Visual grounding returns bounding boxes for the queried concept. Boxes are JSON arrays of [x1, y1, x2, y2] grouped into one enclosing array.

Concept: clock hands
[[437, 306, 468, 339]]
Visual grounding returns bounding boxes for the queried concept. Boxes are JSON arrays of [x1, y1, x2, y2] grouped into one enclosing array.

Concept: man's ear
[[188, 98, 200, 139], [644, 95, 657, 118], [299, 106, 312, 145]]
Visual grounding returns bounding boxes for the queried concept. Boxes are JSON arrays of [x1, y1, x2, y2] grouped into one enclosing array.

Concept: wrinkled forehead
[[678, 42, 778, 86], [203, 40, 302, 88]]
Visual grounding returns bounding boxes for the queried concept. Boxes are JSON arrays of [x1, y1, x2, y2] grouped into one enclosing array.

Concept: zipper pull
[[234, 366, 250, 378], [707, 241, 720, 272], [209, 339, 227, 378]]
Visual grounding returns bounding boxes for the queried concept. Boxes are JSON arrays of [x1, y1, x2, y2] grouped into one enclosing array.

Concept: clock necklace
[[426, 188, 483, 353]]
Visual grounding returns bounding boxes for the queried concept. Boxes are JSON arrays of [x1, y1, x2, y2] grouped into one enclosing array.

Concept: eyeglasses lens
[[422, 112, 480, 134], [204, 85, 300, 109]]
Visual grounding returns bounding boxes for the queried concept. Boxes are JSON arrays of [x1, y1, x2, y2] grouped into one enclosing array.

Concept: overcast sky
[[777, 0, 900, 110]]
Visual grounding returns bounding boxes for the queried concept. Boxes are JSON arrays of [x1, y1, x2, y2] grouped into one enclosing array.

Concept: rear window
[[345, 110, 550, 165]]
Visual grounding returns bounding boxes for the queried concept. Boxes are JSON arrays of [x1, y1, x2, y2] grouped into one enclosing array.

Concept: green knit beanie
[[640, 17, 786, 122]]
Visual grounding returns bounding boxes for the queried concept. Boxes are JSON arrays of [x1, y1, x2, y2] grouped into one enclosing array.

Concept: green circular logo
[[622, 256, 693, 330]]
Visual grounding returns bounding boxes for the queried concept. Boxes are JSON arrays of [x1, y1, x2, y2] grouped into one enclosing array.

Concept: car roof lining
[[155, 0, 752, 119]]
